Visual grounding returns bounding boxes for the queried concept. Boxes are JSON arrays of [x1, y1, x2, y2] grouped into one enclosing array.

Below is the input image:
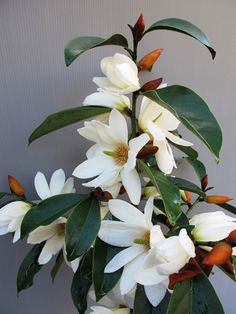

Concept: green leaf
[[185, 157, 207, 181], [0, 193, 24, 208], [21, 194, 89, 238], [168, 176, 206, 197], [167, 275, 224, 314], [167, 279, 192, 314], [142, 86, 222, 161], [64, 34, 128, 66], [144, 18, 216, 59], [71, 249, 93, 314], [93, 238, 123, 301], [133, 284, 170, 314], [171, 143, 198, 160], [17, 243, 44, 293], [232, 256, 236, 280], [50, 250, 64, 283], [28, 106, 111, 144], [138, 160, 182, 224], [217, 203, 236, 215], [65, 197, 100, 261]]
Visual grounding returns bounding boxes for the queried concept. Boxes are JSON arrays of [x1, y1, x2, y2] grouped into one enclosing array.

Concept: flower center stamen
[[152, 112, 163, 123], [103, 144, 128, 166], [57, 223, 65, 236], [133, 231, 150, 250]]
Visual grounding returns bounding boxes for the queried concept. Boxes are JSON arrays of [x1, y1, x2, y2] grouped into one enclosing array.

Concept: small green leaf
[[167, 279, 192, 314], [29, 106, 111, 144], [142, 86, 223, 161], [168, 176, 206, 197], [64, 34, 128, 66], [167, 275, 225, 314], [50, 250, 64, 283], [171, 143, 198, 160], [21, 194, 89, 238], [232, 256, 236, 280], [133, 284, 170, 314], [185, 157, 207, 181], [93, 238, 123, 301], [138, 160, 182, 224], [66, 197, 100, 261], [144, 18, 216, 59], [17, 243, 44, 293], [71, 249, 93, 314]]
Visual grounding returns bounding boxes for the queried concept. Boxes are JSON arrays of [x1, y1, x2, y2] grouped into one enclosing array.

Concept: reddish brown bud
[[102, 191, 113, 201], [140, 78, 163, 92], [138, 49, 163, 71], [8, 175, 24, 197], [203, 243, 232, 266], [206, 195, 233, 204], [227, 229, 236, 243], [130, 14, 145, 41], [137, 145, 158, 159], [184, 191, 191, 205], [201, 175, 208, 191]]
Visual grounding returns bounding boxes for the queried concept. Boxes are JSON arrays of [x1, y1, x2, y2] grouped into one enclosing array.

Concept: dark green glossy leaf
[[93, 238, 123, 301], [185, 157, 207, 181], [21, 194, 89, 238], [66, 197, 100, 261], [71, 249, 93, 314], [217, 203, 236, 215], [65, 34, 128, 66], [142, 86, 222, 161], [29, 106, 111, 144], [17, 243, 44, 293], [171, 143, 198, 160], [167, 274, 224, 314], [144, 18, 216, 59], [50, 250, 64, 283], [133, 284, 170, 314], [168, 177, 206, 197], [167, 279, 192, 314], [138, 160, 182, 224]]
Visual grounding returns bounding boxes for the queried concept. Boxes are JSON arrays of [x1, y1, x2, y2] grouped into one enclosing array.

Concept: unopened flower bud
[[203, 243, 232, 265], [8, 175, 25, 197], [227, 229, 236, 243], [138, 48, 163, 71], [201, 174, 208, 191], [143, 186, 160, 198], [180, 190, 191, 205], [102, 191, 113, 201], [206, 195, 233, 204], [137, 145, 158, 159], [140, 78, 163, 92], [128, 14, 145, 42]]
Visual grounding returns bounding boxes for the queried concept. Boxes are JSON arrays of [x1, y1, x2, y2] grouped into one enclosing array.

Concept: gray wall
[[0, 0, 236, 313]]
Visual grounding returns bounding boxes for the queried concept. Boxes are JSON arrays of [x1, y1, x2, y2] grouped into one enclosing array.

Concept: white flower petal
[[109, 109, 128, 144], [120, 168, 141, 205], [0, 201, 30, 218], [34, 172, 51, 200], [108, 199, 146, 227], [144, 282, 168, 307], [155, 140, 176, 174], [49, 169, 66, 196], [128, 133, 150, 158], [120, 253, 147, 295], [99, 221, 145, 247], [60, 177, 75, 194], [82, 169, 120, 188], [105, 245, 145, 273], [89, 306, 112, 314], [164, 130, 193, 146], [179, 229, 195, 257], [150, 225, 165, 248], [0, 225, 9, 235], [135, 266, 167, 286], [13, 227, 21, 243], [38, 234, 64, 265], [144, 197, 154, 228]]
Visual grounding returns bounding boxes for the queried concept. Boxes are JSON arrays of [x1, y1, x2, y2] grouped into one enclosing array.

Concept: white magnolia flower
[[83, 92, 130, 111], [136, 228, 195, 280], [27, 217, 80, 271], [73, 109, 149, 205], [89, 306, 130, 314], [34, 169, 75, 200], [190, 211, 236, 242], [99, 197, 166, 306], [93, 53, 140, 94], [138, 85, 193, 174], [0, 201, 31, 243]]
